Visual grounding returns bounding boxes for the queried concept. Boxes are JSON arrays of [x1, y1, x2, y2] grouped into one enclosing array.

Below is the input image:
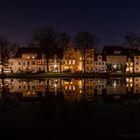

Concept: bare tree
[[124, 32, 140, 49], [0, 36, 17, 94], [56, 32, 71, 72], [75, 31, 98, 73], [30, 26, 71, 72]]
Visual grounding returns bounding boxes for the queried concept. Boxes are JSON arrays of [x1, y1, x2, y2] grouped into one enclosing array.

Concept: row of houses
[[3, 44, 140, 73]]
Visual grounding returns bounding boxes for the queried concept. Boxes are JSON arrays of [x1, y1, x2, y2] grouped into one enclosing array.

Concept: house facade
[[9, 48, 47, 73], [94, 53, 106, 72], [103, 46, 127, 72]]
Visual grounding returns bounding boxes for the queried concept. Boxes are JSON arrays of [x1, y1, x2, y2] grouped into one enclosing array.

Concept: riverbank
[[0, 72, 140, 78]]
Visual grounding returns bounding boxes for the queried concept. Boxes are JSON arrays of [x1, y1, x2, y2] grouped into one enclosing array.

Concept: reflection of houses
[[9, 79, 46, 98], [48, 79, 61, 95], [94, 79, 107, 95], [62, 79, 84, 103], [103, 79, 127, 102], [9, 47, 47, 73], [94, 54, 106, 72], [103, 46, 127, 72], [126, 77, 133, 93], [84, 79, 95, 101], [133, 77, 140, 94], [106, 79, 126, 94]]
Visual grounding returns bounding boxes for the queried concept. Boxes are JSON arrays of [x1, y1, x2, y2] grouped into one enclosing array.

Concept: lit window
[[73, 60, 75, 64]]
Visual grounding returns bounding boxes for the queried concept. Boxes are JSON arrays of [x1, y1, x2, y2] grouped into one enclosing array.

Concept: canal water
[[0, 77, 140, 139]]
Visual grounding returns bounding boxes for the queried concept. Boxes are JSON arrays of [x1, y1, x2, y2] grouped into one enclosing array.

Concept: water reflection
[[1, 77, 140, 103]]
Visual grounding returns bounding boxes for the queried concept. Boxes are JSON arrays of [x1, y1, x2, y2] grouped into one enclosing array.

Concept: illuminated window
[[69, 86, 71, 90]]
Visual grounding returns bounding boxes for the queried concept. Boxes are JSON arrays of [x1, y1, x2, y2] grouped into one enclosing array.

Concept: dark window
[[32, 61, 35, 65]]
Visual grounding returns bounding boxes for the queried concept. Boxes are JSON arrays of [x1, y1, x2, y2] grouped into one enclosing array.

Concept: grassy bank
[[0, 72, 140, 78]]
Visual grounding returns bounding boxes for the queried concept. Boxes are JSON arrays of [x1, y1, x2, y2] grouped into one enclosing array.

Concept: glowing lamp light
[[113, 64, 116, 69], [79, 66, 82, 70]]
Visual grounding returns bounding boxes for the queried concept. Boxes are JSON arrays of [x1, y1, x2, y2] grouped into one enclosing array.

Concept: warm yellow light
[[114, 64, 116, 68], [27, 56, 30, 59], [130, 63, 133, 66], [54, 65, 57, 68], [73, 60, 75, 64], [79, 57, 82, 60], [130, 78, 133, 83], [69, 86, 71, 90], [79, 66, 82, 70], [126, 78, 129, 82], [73, 86, 75, 90]]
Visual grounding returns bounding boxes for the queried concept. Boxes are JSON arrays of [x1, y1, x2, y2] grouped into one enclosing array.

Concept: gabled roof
[[14, 47, 44, 58], [94, 53, 106, 61], [103, 46, 126, 55]]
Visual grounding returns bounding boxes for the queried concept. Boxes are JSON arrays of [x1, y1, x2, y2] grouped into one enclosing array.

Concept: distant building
[[9, 47, 47, 73], [63, 43, 77, 73], [63, 43, 95, 73], [103, 46, 127, 72], [94, 53, 106, 72], [47, 48, 63, 72], [85, 48, 94, 73]]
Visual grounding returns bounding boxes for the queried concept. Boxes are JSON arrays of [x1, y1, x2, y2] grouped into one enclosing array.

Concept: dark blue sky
[[0, 0, 140, 50]]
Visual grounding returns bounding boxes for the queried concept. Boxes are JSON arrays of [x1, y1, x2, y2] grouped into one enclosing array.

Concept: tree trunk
[[47, 58, 49, 73], [60, 59, 62, 73], [83, 50, 86, 74]]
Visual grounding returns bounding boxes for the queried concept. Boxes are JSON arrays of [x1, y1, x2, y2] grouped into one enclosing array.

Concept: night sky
[[1, 0, 140, 51]]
